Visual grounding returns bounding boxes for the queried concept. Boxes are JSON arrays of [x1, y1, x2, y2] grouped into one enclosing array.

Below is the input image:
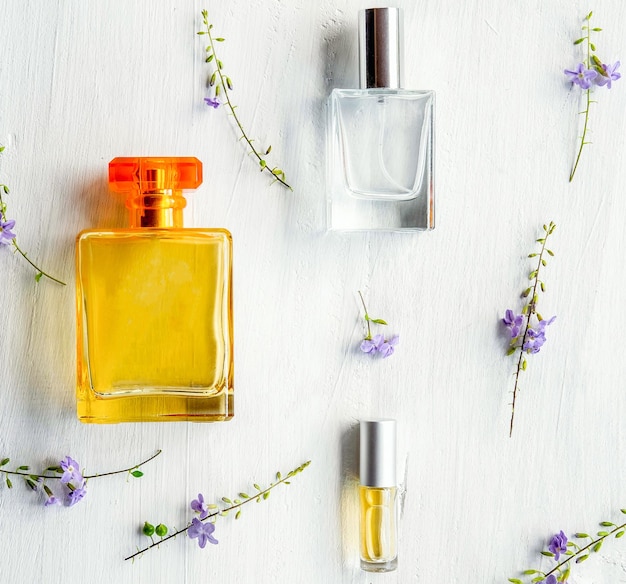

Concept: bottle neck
[[126, 190, 186, 228]]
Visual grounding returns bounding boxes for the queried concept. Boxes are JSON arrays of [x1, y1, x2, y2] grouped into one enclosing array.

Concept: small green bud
[[235, 510, 241, 519], [222, 496, 232, 504], [143, 522, 155, 537], [6, 477, 12, 488], [577, 554, 590, 563], [593, 541, 603, 552], [130, 470, 143, 478], [575, 532, 590, 538], [600, 521, 615, 527], [574, 38, 585, 45], [590, 43, 596, 51], [616, 531, 625, 538], [0, 458, 9, 467], [155, 524, 168, 537], [540, 551, 554, 557]]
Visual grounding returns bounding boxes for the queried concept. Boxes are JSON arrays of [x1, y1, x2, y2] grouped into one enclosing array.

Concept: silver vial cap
[[359, 419, 397, 487], [358, 7, 403, 89]]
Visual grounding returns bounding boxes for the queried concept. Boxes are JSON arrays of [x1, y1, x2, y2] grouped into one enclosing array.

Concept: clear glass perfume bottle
[[359, 419, 398, 572], [76, 157, 233, 423], [327, 8, 435, 231]]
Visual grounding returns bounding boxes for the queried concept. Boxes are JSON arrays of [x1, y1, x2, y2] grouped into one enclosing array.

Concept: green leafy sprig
[[505, 222, 556, 437], [568, 11, 616, 182], [509, 510, 626, 583], [125, 460, 310, 561], [198, 10, 293, 190], [0, 450, 161, 498], [0, 146, 65, 285]]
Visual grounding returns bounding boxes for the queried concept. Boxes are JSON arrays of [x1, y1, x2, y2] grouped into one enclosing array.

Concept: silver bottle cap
[[359, 419, 397, 487], [358, 8, 403, 89]]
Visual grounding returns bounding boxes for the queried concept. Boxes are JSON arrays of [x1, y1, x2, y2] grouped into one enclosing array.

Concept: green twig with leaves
[[509, 510, 626, 583], [504, 222, 556, 437], [198, 10, 292, 190], [0, 146, 65, 284], [125, 460, 310, 561]]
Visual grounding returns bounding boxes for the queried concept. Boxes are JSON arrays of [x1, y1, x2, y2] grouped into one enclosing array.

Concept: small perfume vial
[[327, 8, 435, 231], [76, 157, 233, 423], [359, 419, 398, 572]]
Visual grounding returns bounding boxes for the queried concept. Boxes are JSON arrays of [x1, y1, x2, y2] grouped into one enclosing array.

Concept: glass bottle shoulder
[[77, 227, 232, 244], [330, 87, 435, 101]]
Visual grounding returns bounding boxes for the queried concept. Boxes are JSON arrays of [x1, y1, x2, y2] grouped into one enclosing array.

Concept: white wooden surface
[[2, 0, 626, 582]]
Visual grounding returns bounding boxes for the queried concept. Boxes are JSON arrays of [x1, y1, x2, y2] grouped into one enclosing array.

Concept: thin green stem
[[509, 223, 555, 437], [358, 291, 372, 339], [201, 11, 293, 191], [124, 460, 311, 561], [0, 188, 65, 285], [1, 450, 161, 481], [569, 17, 594, 182]]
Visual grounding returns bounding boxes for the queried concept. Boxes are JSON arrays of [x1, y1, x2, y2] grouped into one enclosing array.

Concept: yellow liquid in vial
[[76, 229, 233, 422], [359, 486, 397, 571]]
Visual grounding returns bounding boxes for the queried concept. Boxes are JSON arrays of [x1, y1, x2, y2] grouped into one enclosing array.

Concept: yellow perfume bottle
[[359, 419, 398, 572], [76, 157, 233, 423]]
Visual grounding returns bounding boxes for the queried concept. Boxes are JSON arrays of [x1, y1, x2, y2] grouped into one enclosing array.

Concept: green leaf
[[593, 541, 603, 552], [235, 510, 241, 519], [508, 579, 523, 584], [370, 318, 388, 325], [597, 530, 609, 536], [259, 160, 267, 169], [0, 146, 4, 152], [616, 531, 625, 538], [523, 569, 539, 574], [272, 168, 283, 176], [17, 466, 29, 471], [590, 43, 596, 51], [546, 249, 554, 256], [263, 491, 269, 500], [234, 499, 241, 504], [143, 522, 155, 537], [531, 578, 544, 583], [130, 470, 143, 478], [529, 270, 538, 279], [155, 524, 168, 537], [35, 272, 43, 282], [577, 554, 589, 563], [0, 458, 9, 467], [206, 54, 214, 62], [215, 37, 225, 42], [541, 551, 555, 557], [239, 493, 250, 499], [592, 27, 603, 31], [6, 477, 12, 488], [621, 509, 626, 514], [528, 253, 538, 258], [254, 484, 261, 491], [536, 238, 545, 244], [586, 11, 593, 20], [506, 347, 516, 356], [197, 31, 206, 35], [573, 38, 585, 44]]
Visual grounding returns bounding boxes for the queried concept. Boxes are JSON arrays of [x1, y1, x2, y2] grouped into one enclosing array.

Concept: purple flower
[[44, 494, 61, 507], [0, 218, 16, 245], [564, 63, 598, 89], [188, 517, 218, 548], [204, 97, 220, 109], [543, 576, 558, 584], [502, 309, 524, 338], [60, 456, 83, 485], [523, 316, 555, 354], [548, 530, 568, 561], [67, 482, 87, 506], [378, 335, 399, 358], [191, 493, 209, 520], [595, 61, 621, 88], [360, 334, 384, 354]]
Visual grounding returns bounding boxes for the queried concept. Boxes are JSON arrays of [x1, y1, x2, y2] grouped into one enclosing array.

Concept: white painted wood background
[[2, 0, 626, 582]]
